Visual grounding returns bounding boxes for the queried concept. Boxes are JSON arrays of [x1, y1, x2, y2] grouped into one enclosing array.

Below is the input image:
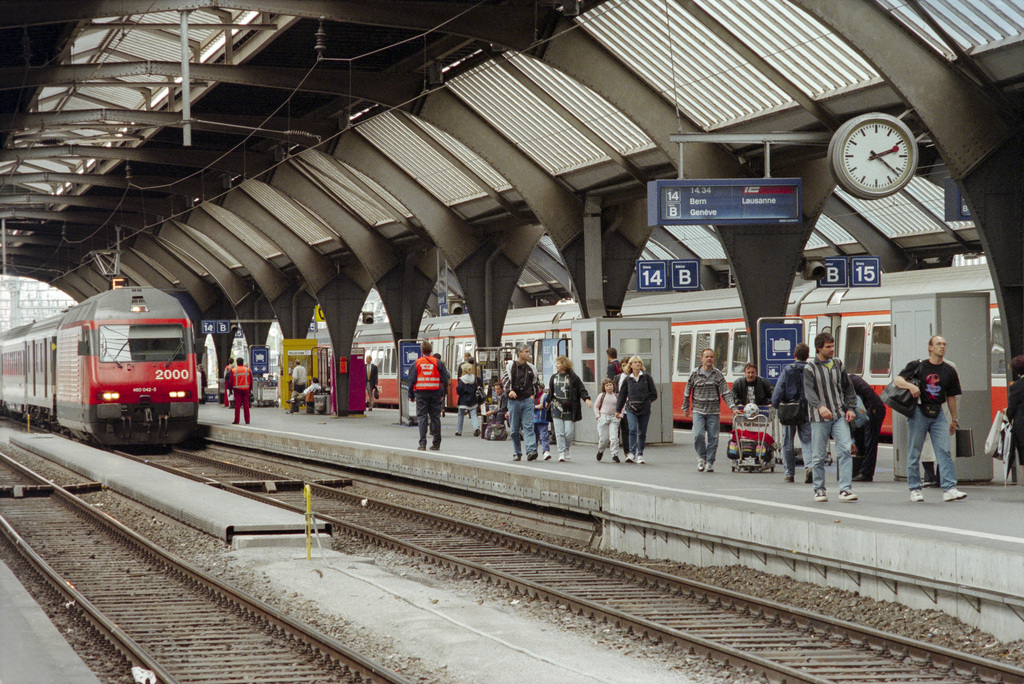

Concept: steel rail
[[0, 451, 414, 684], [132, 446, 1024, 684]]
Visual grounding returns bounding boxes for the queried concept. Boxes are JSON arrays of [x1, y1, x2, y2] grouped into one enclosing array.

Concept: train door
[[572, 317, 672, 446]]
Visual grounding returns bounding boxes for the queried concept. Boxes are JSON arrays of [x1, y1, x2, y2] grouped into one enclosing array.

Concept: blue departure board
[[648, 178, 802, 225]]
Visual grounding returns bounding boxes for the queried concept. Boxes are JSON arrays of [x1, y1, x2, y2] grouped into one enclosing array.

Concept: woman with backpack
[[614, 356, 658, 464]]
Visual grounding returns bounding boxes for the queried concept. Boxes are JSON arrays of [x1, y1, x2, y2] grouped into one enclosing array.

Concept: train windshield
[[98, 324, 188, 363]]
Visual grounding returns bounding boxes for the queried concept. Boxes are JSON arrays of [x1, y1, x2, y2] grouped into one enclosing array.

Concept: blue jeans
[[534, 420, 550, 454], [906, 406, 957, 491], [692, 412, 720, 463], [456, 406, 479, 434], [626, 410, 651, 457], [781, 423, 812, 477], [508, 395, 537, 457], [810, 418, 853, 492], [552, 415, 574, 457]]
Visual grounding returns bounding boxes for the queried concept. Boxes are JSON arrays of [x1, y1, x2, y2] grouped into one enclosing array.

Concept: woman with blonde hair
[[546, 355, 592, 462], [455, 362, 481, 436], [615, 355, 658, 464]]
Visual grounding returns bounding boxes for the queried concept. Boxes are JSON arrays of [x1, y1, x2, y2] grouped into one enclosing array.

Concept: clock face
[[828, 114, 918, 200]]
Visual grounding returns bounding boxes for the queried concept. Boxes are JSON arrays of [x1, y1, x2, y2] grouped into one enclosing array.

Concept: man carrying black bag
[[893, 335, 968, 503], [771, 342, 812, 483]]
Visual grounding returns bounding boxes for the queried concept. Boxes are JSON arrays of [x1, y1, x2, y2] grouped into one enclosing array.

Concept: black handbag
[[777, 399, 807, 426], [881, 381, 916, 417]]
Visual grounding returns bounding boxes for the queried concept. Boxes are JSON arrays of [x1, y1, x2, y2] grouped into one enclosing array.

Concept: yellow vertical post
[[304, 484, 312, 561], [26, 414, 30, 433]]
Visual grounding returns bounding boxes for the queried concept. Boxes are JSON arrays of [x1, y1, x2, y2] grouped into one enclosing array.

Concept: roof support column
[[583, 195, 605, 316], [789, 0, 1021, 369], [960, 137, 1024, 366]]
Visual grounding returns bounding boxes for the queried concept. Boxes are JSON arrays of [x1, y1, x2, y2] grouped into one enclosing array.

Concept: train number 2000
[[155, 368, 191, 380]]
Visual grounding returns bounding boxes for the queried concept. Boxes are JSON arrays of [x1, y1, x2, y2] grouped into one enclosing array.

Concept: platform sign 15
[[818, 256, 848, 288], [850, 256, 881, 287], [670, 259, 701, 291], [758, 321, 803, 386], [647, 178, 802, 226], [636, 260, 669, 291]]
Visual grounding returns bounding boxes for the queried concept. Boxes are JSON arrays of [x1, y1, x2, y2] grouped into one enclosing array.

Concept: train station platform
[[198, 403, 1024, 642], [0, 559, 102, 684], [10, 433, 329, 544]]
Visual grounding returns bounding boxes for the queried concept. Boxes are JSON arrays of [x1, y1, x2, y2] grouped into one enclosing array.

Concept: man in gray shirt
[[803, 332, 857, 503], [682, 348, 740, 473]]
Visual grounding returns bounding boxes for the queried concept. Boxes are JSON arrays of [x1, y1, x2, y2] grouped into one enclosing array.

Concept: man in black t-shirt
[[893, 335, 967, 502]]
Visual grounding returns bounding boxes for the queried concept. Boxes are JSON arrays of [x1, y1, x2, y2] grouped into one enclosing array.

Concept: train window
[[676, 333, 693, 375], [845, 326, 865, 375], [992, 319, 1005, 377], [98, 324, 187, 363], [713, 332, 729, 372], [731, 331, 750, 374], [582, 331, 595, 354], [696, 332, 710, 360], [869, 324, 891, 376]]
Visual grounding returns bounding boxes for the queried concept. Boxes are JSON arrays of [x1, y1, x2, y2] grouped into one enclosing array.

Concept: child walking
[[534, 381, 552, 460], [594, 377, 622, 462]]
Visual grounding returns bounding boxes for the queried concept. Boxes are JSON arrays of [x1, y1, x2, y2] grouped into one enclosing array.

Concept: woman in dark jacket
[[615, 355, 658, 464], [455, 362, 481, 436], [546, 355, 592, 462], [1004, 355, 1024, 471]]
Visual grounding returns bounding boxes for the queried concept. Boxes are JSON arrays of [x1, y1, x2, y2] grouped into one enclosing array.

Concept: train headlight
[[99, 392, 120, 401], [169, 391, 185, 398]]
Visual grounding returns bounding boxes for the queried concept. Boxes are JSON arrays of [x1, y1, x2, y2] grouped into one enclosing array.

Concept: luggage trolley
[[728, 405, 777, 473]]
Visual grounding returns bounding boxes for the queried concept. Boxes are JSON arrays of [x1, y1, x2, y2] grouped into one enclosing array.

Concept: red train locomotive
[[0, 287, 199, 445]]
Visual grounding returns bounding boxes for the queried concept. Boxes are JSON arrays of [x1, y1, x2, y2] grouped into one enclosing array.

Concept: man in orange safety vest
[[231, 357, 253, 425], [408, 340, 448, 451]]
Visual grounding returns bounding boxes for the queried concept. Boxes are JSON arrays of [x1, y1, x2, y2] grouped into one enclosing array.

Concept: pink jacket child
[[593, 378, 622, 462]]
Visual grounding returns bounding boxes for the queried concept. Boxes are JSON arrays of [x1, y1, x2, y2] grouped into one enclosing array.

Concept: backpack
[[782, 362, 805, 401]]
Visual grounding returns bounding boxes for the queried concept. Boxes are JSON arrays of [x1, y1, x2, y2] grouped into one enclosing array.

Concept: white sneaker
[[813, 489, 827, 502], [697, 458, 706, 472], [838, 490, 858, 502], [625, 453, 635, 463], [543, 451, 551, 461], [558, 454, 566, 462], [910, 489, 924, 502], [705, 463, 713, 473], [635, 454, 645, 464], [943, 487, 967, 502]]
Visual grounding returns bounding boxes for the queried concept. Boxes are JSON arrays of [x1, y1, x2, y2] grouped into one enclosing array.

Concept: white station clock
[[828, 113, 919, 200]]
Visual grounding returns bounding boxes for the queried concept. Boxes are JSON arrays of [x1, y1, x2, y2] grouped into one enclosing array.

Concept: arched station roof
[[0, 1, 1022, 343]]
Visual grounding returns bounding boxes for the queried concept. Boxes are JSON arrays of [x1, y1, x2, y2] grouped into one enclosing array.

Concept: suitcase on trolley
[[728, 410, 776, 473]]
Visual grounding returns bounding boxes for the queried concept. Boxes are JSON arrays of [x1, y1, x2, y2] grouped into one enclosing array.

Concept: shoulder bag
[[882, 360, 921, 418], [777, 399, 807, 426]]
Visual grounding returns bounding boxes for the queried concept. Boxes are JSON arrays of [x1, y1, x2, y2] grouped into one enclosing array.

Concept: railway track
[[0, 451, 413, 684], [129, 445, 1024, 684]]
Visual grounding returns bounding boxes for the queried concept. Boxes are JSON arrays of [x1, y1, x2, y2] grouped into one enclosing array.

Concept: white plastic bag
[[985, 410, 1006, 458]]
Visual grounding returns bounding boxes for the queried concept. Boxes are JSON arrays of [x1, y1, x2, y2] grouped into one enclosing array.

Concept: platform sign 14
[[636, 260, 668, 291]]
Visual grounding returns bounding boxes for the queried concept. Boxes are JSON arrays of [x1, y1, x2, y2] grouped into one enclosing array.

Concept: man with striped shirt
[[803, 332, 858, 503], [682, 348, 741, 473]]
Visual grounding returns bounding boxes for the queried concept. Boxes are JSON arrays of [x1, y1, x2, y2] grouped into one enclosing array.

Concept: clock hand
[[868, 145, 900, 161]]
